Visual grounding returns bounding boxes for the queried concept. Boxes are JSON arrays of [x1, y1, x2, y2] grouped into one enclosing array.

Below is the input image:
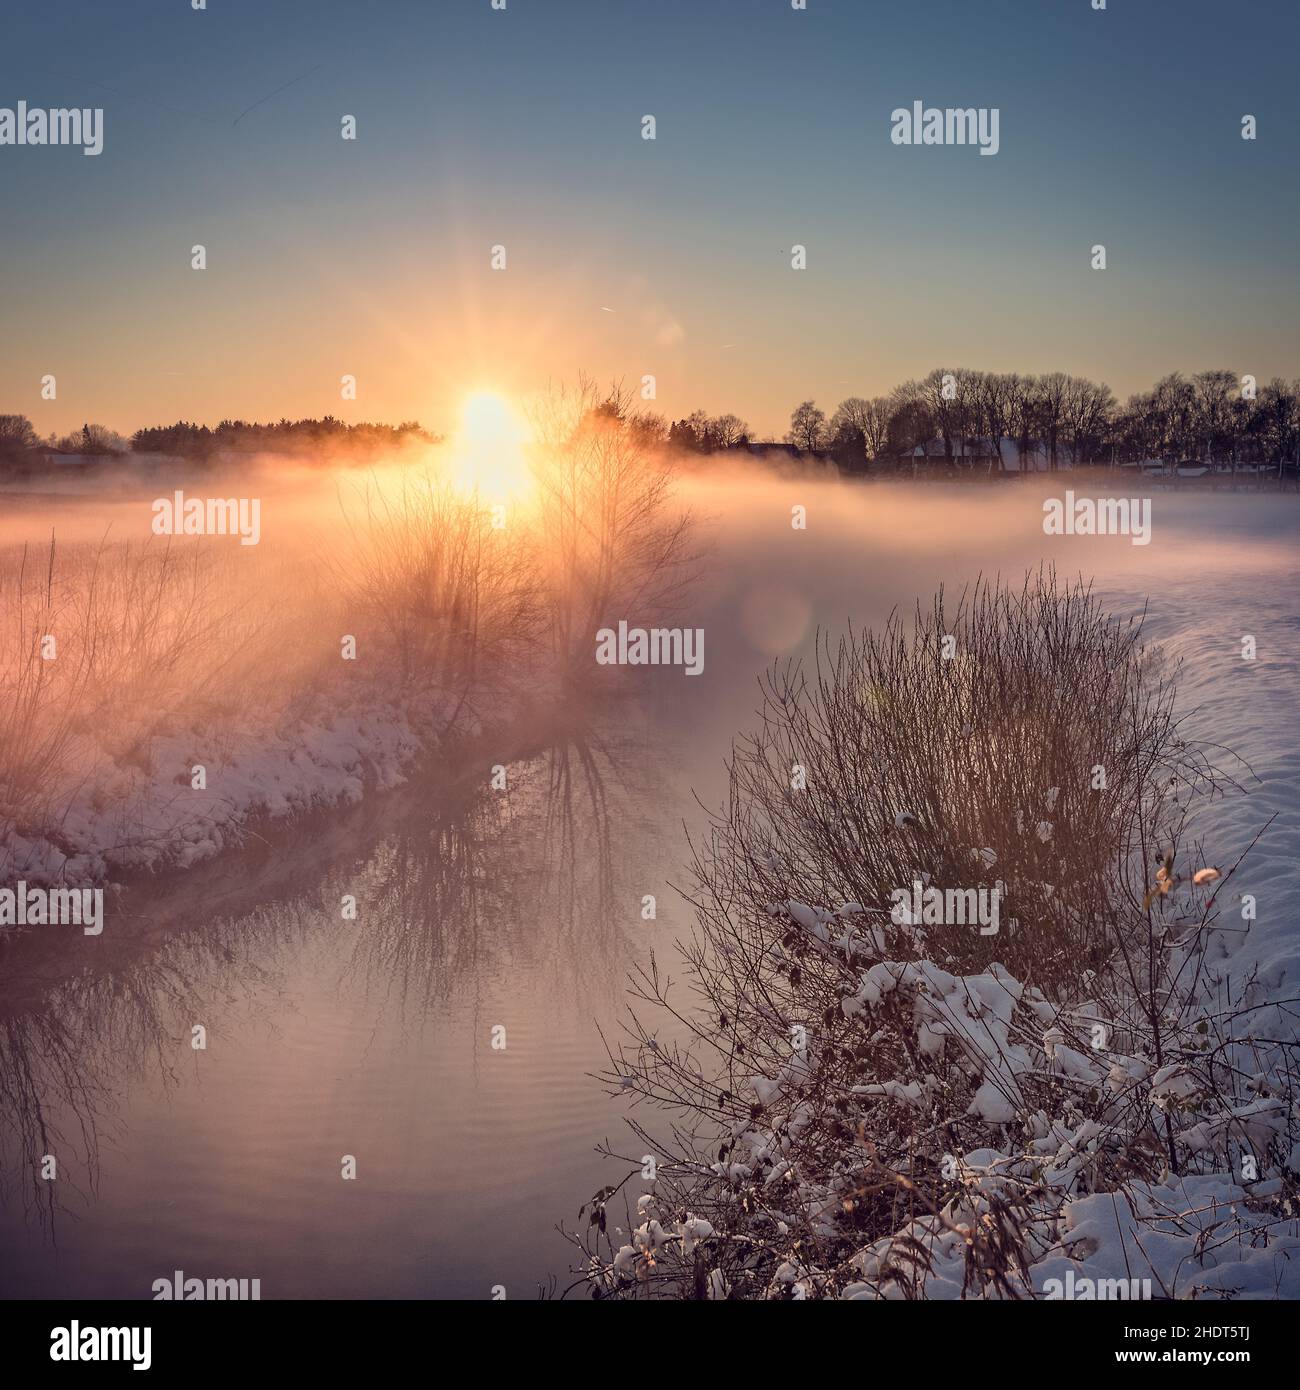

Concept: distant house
[[901, 439, 955, 464]]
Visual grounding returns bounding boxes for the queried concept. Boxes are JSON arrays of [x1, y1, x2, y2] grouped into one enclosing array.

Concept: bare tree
[[829, 398, 890, 469], [1062, 376, 1115, 466], [0, 415, 37, 456], [1034, 372, 1068, 469], [915, 368, 974, 467], [528, 378, 699, 677], [885, 383, 933, 472], [708, 413, 750, 450], [786, 400, 828, 453]]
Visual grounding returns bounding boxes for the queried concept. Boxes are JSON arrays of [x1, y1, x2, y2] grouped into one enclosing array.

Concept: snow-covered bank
[[0, 464, 534, 890], [3, 697, 428, 886]]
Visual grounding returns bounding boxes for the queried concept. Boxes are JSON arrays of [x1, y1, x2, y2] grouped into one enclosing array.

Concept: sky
[[1, 0, 1297, 441]]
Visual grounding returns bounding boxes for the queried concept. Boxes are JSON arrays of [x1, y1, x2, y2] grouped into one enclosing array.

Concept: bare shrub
[[527, 379, 698, 678], [567, 572, 1299, 1300], [0, 536, 86, 833], [0, 537, 259, 836], [714, 571, 1227, 988], [332, 467, 541, 711]]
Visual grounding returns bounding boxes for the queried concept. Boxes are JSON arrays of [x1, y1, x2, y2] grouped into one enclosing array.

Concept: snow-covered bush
[[570, 573, 1300, 1298]]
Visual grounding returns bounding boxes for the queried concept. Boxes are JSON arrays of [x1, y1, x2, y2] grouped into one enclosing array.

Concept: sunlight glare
[[450, 390, 532, 502]]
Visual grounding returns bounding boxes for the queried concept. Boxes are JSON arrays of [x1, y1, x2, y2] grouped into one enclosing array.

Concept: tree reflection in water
[[0, 707, 672, 1241]]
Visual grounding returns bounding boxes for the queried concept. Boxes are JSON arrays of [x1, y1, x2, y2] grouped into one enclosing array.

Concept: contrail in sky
[[233, 64, 324, 127]]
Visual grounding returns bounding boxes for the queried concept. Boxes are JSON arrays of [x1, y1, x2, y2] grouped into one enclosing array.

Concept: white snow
[[2, 697, 437, 886]]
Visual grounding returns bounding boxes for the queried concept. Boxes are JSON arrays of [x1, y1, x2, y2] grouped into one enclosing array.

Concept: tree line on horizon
[[0, 414, 435, 462], [3, 367, 1299, 471], [129, 416, 436, 457], [662, 367, 1300, 471]]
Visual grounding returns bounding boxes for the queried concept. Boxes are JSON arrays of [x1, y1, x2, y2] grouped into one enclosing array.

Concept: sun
[[449, 390, 532, 501]]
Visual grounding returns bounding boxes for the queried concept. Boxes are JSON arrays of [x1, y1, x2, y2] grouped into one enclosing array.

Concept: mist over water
[[1, 469, 1296, 1298]]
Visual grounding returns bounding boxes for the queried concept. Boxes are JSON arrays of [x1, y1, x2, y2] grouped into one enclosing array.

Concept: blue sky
[[2, 0, 1297, 437]]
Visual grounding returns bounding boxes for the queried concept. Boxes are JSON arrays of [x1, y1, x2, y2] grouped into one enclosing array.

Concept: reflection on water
[[1, 476, 1297, 1299], [0, 708, 681, 1298]]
